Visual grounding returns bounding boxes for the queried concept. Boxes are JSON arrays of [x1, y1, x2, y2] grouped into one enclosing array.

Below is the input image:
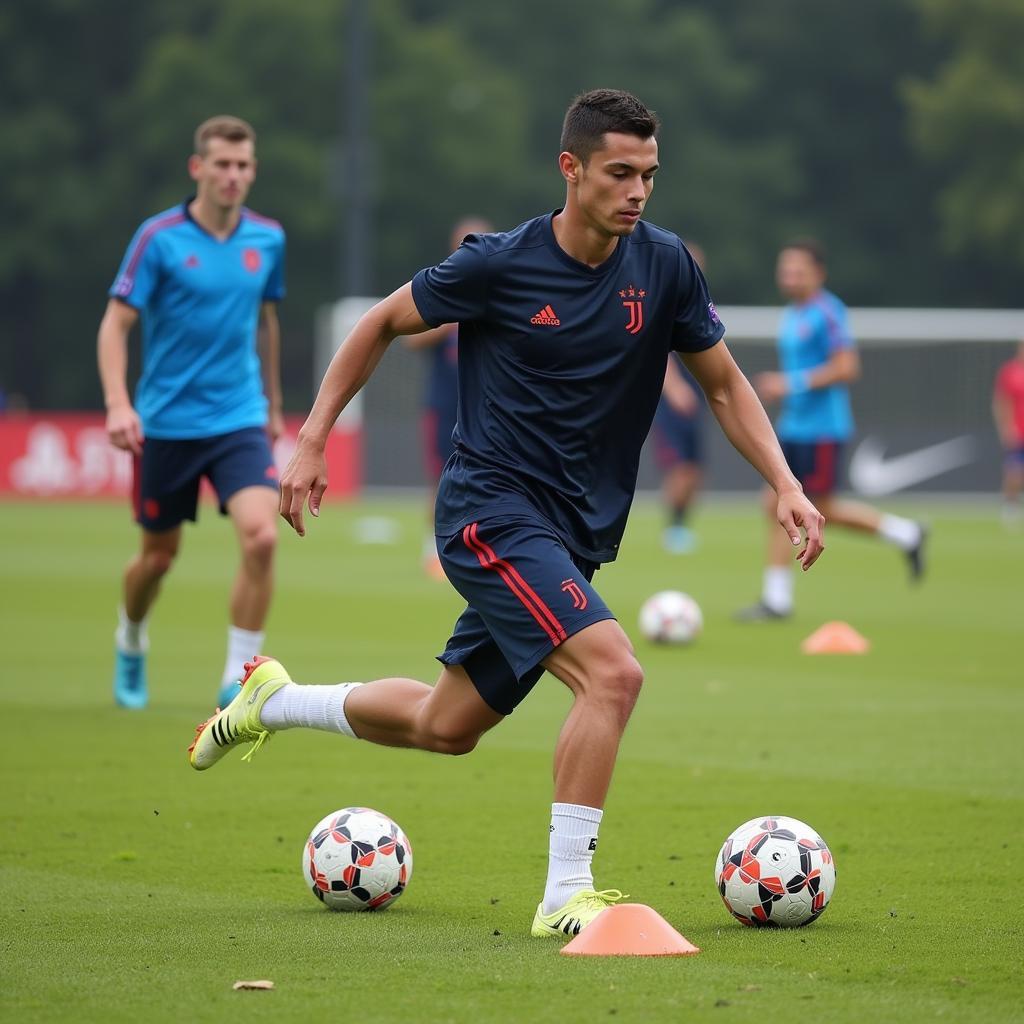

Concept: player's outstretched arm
[[280, 283, 431, 536], [684, 340, 825, 570], [97, 299, 144, 455], [259, 301, 285, 441]]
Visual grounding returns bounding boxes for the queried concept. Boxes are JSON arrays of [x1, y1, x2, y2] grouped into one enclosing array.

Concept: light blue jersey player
[[737, 239, 926, 621], [97, 115, 286, 709]]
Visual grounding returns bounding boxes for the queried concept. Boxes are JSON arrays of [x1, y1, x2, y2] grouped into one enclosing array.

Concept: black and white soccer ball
[[638, 590, 703, 644], [715, 815, 836, 927], [304, 807, 413, 911]]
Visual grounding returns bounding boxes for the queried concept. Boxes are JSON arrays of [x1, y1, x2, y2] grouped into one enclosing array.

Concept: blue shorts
[[652, 403, 703, 468], [1005, 445, 1024, 467], [436, 517, 616, 715], [133, 426, 277, 531], [780, 440, 843, 497]]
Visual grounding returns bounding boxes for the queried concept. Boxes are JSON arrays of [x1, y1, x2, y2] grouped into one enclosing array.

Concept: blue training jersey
[[775, 289, 854, 442], [110, 201, 286, 439], [411, 211, 725, 563]]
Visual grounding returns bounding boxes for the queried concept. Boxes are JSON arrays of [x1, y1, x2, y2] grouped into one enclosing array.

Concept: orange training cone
[[801, 620, 870, 655], [559, 904, 700, 957]]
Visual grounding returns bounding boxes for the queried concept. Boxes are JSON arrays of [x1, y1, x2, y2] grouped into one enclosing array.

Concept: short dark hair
[[560, 89, 659, 165], [782, 238, 827, 267], [194, 115, 256, 157]]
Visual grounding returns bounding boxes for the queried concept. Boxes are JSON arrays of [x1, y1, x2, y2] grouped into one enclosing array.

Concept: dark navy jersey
[[411, 211, 724, 563]]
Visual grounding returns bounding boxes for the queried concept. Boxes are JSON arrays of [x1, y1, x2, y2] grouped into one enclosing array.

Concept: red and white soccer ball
[[715, 815, 836, 927], [638, 590, 703, 644], [303, 807, 413, 911]]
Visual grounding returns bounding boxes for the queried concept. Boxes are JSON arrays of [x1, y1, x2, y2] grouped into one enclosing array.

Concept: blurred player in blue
[[651, 241, 707, 553], [97, 116, 286, 709], [190, 90, 825, 938], [403, 217, 493, 578], [737, 239, 926, 620]]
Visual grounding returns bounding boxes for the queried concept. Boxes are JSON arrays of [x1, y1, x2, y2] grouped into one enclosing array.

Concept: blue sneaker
[[114, 649, 148, 709], [663, 525, 696, 554], [217, 678, 242, 709]]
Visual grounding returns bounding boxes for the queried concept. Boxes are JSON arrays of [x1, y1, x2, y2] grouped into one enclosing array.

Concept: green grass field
[[2, 497, 1022, 1023]]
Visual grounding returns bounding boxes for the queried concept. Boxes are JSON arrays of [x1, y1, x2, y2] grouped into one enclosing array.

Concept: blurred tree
[[905, 0, 1024, 271]]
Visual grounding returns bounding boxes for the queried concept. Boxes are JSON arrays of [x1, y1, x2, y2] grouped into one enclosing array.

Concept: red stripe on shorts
[[462, 522, 567, 646]]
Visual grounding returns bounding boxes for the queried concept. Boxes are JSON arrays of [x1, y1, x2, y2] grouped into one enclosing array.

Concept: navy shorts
[[133, 426, 277, 531], [780, 440, 843, 497], [1005, 445, 1024, 468], [436, 517, 616, 715], [652, 404, 703, 468]]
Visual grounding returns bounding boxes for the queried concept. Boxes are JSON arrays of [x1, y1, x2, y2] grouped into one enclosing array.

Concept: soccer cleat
[[114, 649, 148, 709], [905, 524, 928, 582], [188, 656, 292, 771], [663, 525, 696, 554], [531, 889, 628, 938], [734, 601, 791, 623]]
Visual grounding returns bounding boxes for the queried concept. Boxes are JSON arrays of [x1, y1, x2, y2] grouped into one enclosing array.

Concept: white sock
[[260, 682, 363, 737], [877, 515, 922, 551], [762, 567, 794, 614], [115, 606, 148, 654], [542, 803, 603, 914], [222, 626, 264, 687]]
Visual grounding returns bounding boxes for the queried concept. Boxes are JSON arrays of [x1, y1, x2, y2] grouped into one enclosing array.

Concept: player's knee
[[415, 712, 481, 756], [242, 523, 278, 565], [590, 654, 644, 724], [143, 548, 176, 578]]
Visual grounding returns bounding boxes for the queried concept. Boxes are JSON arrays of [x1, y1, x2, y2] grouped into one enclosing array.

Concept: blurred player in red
[[404, 217, 493, 577], [993, 340, 1024, 527]]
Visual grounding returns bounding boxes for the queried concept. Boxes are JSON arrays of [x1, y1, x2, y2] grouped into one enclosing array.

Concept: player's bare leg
[[218, 486, 279, 705], [527, 618, 640, 932], [341, 665, 504, 753], [662, 463, 701, 553], [114, 526, 181, 708]]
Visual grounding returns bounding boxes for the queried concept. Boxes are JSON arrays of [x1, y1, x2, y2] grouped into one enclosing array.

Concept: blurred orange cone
[[559, 904, 700, 957], [801, 620, 870, 654]]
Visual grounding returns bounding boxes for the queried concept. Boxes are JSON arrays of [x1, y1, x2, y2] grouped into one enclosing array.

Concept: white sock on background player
[[877, 514, 921, 550], [761, 566, 794, 614], [260, 682, 363, 738], [116, 605, 149, 654], [222, 625, 264, 688], [542, 802, 603, 914]]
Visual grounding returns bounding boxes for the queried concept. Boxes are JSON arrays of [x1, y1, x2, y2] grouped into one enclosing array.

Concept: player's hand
[[279, 437, 328, 537], [105, 403, 143, 456], [777, 490, 825, 571], [755, 371, 787, 404]]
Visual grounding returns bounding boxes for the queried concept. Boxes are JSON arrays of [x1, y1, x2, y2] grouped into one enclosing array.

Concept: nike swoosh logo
[[849, 435, 977, 496]]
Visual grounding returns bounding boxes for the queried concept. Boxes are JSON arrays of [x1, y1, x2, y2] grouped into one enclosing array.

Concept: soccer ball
[[638, 590, 703, 644], [303, 807, 413, 911], [715, 815, 836, 927]]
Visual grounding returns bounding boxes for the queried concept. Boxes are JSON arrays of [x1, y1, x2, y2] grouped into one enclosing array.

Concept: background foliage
[[1, 0, 1021, 408]]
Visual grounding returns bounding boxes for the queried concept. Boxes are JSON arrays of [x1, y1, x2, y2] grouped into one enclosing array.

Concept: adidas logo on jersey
[[530, 304, 561, 326]]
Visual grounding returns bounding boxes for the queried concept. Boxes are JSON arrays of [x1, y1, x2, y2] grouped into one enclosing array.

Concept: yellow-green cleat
[[531, 888, 627, 938], [188, 656, 292, 771]]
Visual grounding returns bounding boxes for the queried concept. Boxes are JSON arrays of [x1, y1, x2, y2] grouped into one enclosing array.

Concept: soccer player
[[651, 241, 707, 553], [403, 217, 493, 578], [736, 239, 926, 621], [993, 340, 1024, 526], [98, 115, 286, 710], [189, 90, 824, 937]]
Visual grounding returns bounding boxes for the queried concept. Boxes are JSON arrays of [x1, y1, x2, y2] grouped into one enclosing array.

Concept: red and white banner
[[0, 413, 361, 499]]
